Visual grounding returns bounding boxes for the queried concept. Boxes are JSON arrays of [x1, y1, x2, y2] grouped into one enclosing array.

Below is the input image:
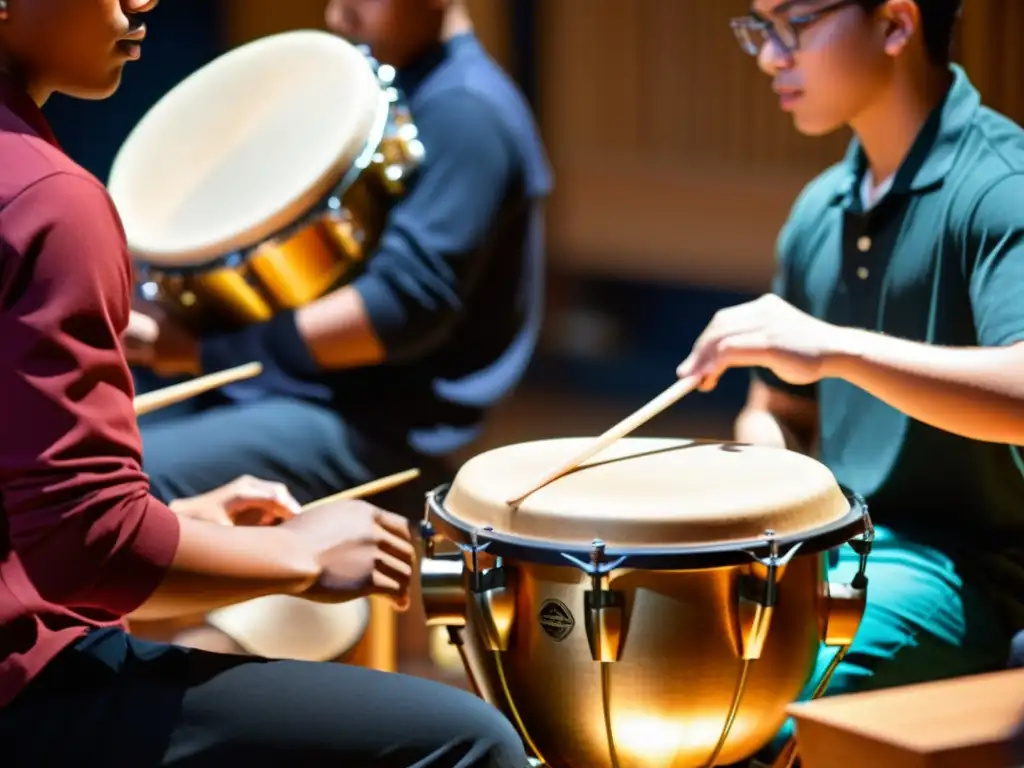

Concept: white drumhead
[[443, 438, 850, 547], [109, 30, 384, 268], [206, 595, 370, 662]]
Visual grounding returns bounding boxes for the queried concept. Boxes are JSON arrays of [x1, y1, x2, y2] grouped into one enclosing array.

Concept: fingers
[[122, 334, 154, 366], [371, 551, 414, 611], [228, 500, 295, 527], [259, 480, 301, 522], [365, 508, 415, 610], [697, 374, 719, 393], [370, 571, 411, 611], [126, 309, 160, 342], [292, 500, 417, 609], [373, 507, 415, 555], [677, 308, 739, 380], [123, 311, 159, 367], [372, 515, 415, 610], [677, 301, 772, 384], [375, 523, 416, 563], [223, 476, 302, 526], [374, 507, 413, 540], [235, 475, 299, 511], [700, 332, 774, 389], [270, 481, 302, 515], [675, 353, 696, 379]]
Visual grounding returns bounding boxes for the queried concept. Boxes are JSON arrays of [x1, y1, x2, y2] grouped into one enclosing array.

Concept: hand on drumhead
[[124, 304, 200, 377], [676, 294, 853, 391], [169, 475, 302, 527], [279, 500, 416, 611]]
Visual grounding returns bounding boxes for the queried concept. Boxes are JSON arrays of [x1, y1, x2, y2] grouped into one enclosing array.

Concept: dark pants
[[134, 369, 449, 513], [0, 628, 527, 767]]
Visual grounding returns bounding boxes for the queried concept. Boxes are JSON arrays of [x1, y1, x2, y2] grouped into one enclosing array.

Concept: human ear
[[879, 0, 918, 57]]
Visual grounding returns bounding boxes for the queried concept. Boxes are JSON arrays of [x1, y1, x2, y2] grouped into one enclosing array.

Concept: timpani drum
[[108, 30, 424, 335], [419, 438, 874, 768]]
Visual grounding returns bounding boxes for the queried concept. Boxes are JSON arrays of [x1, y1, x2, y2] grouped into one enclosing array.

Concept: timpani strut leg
[[447, 626, 548, 768], [770, 518, 875, 768], [420, 513, 547, 766], [560, 540, 631, 766], [462, 531, 545, 762], [704, 531, 797, 768]]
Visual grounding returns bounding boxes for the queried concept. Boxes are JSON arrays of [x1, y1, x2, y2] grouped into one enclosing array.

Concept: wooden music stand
[[788, 668, 1024, 768]]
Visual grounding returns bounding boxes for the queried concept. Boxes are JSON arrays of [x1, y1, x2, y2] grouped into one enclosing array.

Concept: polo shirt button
[[857, 236, 872, 252], [856, 266, 869, 280]]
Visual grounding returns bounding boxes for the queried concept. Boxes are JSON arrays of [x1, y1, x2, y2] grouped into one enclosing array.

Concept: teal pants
[[759, 526, 1010, 761]]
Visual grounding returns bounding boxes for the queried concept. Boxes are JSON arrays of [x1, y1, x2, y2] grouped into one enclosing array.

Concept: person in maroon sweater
[[0, 1, 525, 766]]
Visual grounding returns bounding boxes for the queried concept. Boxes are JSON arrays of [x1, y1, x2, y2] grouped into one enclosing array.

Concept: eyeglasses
[[730, 0, 860, 57]]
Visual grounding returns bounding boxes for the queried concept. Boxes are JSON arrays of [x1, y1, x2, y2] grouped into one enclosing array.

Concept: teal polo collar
[[829, 64, 980, 206]]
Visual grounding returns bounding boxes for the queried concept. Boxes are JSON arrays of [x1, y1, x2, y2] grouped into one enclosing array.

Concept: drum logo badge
[[538, 599, 575, 641]]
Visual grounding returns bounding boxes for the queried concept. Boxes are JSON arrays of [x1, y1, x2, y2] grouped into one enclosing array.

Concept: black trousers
[[0, 628, 527, 767]]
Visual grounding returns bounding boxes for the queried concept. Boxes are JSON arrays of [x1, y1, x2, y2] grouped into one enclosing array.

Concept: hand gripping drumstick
[[133, 362, 263, 417], [504, 375, 701, 506], [300, 468, 422, 662], [300, 468, 421, 512]]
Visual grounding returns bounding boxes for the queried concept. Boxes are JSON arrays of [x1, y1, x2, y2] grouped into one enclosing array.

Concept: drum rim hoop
[[129, 90, 394, 272], [423, 485, 871, 569]]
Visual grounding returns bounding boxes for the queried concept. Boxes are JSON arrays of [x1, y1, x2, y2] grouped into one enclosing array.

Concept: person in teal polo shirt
[[677, 0, 1024, 758]]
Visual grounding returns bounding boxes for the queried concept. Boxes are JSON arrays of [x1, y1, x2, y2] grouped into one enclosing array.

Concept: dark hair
[[857, 0, 962, 64]]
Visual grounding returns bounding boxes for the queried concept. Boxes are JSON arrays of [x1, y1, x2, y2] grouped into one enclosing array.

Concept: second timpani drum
[[420, 437, 874, 767], [108, 29, 423, 335]]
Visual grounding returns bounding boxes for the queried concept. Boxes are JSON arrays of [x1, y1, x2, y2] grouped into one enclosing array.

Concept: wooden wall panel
[[958, 0, 1024, 121], [465, 0, 510, 69], [538, 0, 1024, 292], [220, 0, 324, 46]]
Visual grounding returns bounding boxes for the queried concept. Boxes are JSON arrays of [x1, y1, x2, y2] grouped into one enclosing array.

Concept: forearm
[[294, 286, 385, 369], [198, 286, 387, 377], [130, 519, 319, 621], [830, 328, 1024, 444]]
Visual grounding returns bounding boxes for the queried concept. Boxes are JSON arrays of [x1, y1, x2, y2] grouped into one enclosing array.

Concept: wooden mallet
[[300, 469, 422, 512], [504, 375, 701, 506], [133, 362, 263, 416]]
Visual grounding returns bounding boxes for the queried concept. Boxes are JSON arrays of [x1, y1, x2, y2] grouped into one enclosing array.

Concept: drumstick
[[300, 468, 421, 512], [504, 375, 701, 506], [133, 362, 263, 416]]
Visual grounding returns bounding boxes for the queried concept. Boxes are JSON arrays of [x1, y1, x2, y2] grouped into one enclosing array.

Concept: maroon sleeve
[[0, 172, 180, 617]]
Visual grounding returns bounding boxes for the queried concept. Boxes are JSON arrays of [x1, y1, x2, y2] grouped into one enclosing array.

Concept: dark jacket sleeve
[[350, 88, 516, 362]]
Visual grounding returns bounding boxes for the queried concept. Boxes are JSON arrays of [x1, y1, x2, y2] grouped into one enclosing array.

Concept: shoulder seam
[[970, 110, 1024, 176], [1, 169, 107, 214], [412, 84, 517, 167], [414, 82, 504, 125], [960, 170, 1024, 234]]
